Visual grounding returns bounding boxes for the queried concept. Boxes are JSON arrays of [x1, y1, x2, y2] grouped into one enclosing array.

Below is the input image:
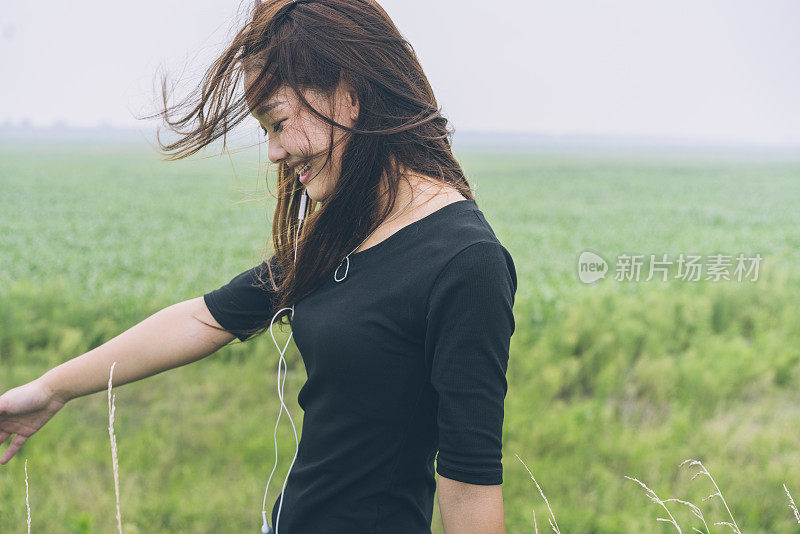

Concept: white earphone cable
[[260, 190, 307, 534]]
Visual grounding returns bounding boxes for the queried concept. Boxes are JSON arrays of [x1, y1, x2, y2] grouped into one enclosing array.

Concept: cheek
[[286, 120, 321, 149]]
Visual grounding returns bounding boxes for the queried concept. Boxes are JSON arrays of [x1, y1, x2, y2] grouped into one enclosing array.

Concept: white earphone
[[260, 188, 308, 534]]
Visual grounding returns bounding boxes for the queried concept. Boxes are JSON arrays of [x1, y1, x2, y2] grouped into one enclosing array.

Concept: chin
[[303, 183, 320, 202], [303, 180, 332, 203]]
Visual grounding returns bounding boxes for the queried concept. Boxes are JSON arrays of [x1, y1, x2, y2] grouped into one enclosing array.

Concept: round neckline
[[349, 198, 476, 261]]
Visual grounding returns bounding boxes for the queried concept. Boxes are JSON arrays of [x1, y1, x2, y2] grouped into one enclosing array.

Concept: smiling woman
[[148, 0, 477, 329], [0, 1, 512, 533], [146, 1, 514, 532]]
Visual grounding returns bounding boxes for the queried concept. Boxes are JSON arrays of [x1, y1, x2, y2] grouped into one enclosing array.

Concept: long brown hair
[[149, 0, 474, 340]]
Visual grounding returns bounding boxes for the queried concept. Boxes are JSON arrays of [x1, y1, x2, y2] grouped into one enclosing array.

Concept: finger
[[0, 434, 27, 465], [0, 430, 10, 445]]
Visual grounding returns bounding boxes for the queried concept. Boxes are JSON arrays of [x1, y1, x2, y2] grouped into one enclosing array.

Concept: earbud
[[261, 511, 274, 533]]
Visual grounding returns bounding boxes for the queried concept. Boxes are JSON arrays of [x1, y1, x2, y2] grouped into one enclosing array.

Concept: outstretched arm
[[1, 297, 235, 464], [39, 297, 235, 403]]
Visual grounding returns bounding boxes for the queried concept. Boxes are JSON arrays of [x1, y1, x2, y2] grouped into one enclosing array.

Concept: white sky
[[1, 0, 798, 144]]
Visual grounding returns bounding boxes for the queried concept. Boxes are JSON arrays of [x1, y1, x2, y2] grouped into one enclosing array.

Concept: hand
[[0, 379, 67, 465]]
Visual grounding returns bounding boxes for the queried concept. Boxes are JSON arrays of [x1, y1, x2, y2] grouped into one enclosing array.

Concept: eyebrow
[[253, 101, 285, 117]]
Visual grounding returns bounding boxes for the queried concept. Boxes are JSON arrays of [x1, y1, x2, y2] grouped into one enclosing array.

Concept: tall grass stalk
[[24, 458, 31, 533], [662, 497, 710, 534], [515, 453, 560, 534], [784, 484, 800, 524], [108, 362, 123, 534], [681, 459, 741, 533], [624, 475, 682, 533]]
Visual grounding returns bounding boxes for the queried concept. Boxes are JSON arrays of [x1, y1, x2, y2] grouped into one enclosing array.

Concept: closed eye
[[262, 120, 285, 136]]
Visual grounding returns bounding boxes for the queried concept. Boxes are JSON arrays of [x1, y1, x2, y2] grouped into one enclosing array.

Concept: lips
[[297, 163, 312, 183]]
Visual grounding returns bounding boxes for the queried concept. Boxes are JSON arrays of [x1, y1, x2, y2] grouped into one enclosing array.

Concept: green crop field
[[1, 142, 800, 532]]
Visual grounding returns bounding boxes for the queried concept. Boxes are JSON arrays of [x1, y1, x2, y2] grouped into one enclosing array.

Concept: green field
[[1, 142, 800, 532]]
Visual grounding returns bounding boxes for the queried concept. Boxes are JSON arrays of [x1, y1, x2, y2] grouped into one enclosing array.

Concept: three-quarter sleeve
[[425, 240, 517, 485], [202, 254, 283, 342]]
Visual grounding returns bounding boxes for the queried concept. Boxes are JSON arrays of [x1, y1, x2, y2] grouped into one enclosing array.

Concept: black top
[[203, 198, 517, 533]]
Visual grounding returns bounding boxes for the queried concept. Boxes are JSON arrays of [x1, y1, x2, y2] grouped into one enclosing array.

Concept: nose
[[267, 137, 289, 165]]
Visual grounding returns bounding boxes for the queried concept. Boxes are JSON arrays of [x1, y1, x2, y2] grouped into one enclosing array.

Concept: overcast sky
[[1, 0, 798, 144]]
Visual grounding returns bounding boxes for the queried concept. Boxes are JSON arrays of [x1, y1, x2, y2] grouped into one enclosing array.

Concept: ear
[[338, 78, 359, 122], [348, 88, 359, 122]]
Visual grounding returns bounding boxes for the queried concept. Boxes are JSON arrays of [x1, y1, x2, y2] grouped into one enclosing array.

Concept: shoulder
[[431, 240, 517, 296], [415, 193, 509, 266], [421, 208, 516, 310], [393, 182, 516, 299]]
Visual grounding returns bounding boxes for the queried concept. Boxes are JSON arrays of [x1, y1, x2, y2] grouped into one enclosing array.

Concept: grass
[[516, 453, 560, 533], [24, 458, 30, 533], [1, 141, 800, 531], [519, 453, 800, 532], [108, 362, 123, 534], [784, 485, 800, 524]]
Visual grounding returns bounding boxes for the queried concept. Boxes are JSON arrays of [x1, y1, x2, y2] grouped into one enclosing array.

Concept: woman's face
[[244, 71, 359, 202]]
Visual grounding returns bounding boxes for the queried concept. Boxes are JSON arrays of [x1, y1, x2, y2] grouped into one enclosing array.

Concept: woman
[[0, 0, 516, 532]]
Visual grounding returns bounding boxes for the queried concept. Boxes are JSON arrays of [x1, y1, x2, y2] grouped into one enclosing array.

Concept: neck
[[377, 167, 442, 223]]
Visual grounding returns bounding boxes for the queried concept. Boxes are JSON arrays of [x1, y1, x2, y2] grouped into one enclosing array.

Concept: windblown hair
[[149, 0, 474, 340]]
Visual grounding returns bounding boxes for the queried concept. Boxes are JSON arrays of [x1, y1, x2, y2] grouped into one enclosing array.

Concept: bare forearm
[[438, 476, 506, 534], [38, 297, 234, 403]]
